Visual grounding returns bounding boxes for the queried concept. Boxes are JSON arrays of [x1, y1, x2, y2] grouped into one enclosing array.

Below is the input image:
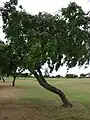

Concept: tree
[[0, 0, 90, 107], [0, 42, 24, 86], [0, 40, 4, 82], [0, 43, 16, 83], [5, 45, 25, 86], [0, 42, 8, 82], [65, 74, 78, 78]]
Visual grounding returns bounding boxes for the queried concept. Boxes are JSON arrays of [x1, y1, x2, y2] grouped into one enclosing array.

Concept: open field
[[0, 77, 90, 120]]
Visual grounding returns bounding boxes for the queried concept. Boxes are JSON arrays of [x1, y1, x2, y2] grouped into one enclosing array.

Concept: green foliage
[[0, 0, 90, 73], [61, 2, 90, 68], [0, 43, 9, 75], [0, 42, 23, 77]]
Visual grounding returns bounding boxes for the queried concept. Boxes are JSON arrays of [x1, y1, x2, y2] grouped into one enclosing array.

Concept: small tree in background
[[0, 42, 11, 82], [0, 42, 25, 86], [5, 45, 25, 86]]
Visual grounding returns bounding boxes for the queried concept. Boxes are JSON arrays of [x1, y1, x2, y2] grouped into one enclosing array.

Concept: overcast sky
[[0, 0, 90, 76], [0, 0, 89, 14]]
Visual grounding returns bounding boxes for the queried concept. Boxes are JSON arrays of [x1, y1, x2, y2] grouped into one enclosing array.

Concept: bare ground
[[0, 103, 42, 120], [0, 84, 42, 120]]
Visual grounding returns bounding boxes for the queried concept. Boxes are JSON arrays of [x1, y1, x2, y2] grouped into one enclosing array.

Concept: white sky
[[0, 0, 90, 76]]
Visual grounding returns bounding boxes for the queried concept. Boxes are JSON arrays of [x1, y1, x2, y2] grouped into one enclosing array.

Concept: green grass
[[13, 78, 90, 104], [2, 77, 90, 120], [5, 77, 90, 104]]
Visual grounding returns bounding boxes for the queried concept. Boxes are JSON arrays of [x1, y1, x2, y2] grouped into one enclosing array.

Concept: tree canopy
[[0, 0, 90, 107], [0, 41, 24, 85]]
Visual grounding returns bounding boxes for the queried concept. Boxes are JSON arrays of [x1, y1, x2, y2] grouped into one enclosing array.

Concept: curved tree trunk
[[29, 68, 72, 108], [12, 76, 16, 86]]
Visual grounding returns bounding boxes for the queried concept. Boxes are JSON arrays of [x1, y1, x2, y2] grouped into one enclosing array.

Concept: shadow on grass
[[18, 97, 60, 106]]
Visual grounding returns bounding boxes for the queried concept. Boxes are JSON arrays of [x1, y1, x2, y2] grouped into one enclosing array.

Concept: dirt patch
[[0, 84, 42, 120], [0, 84, 23, 100], [0, 103, 42, 120]]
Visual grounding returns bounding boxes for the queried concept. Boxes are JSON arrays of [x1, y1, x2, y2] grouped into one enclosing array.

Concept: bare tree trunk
[[12, 69, 25, 87], [12, 76, 16, 86], [29, 68, 72, 108]]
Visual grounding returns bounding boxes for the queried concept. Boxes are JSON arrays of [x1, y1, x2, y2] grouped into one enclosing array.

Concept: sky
[[0, 0, 90, 76]]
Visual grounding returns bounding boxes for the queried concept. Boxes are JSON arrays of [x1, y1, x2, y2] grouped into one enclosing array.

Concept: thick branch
[[85, 11, 90, 15]]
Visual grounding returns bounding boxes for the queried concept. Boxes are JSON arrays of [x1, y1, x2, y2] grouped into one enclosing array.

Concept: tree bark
[[29, 68, 72, 108], [12, 76, 16, 86]]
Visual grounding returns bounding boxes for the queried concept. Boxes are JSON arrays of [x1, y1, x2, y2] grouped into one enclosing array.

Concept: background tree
[[0, 44, 5, 82], [0, 42, 24, 86], [0, 0, 90, 107], [0, 41, 8, 82], [5, 44, 25, 86]]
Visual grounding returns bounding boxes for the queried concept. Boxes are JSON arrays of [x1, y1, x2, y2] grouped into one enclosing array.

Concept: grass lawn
[[0, 77, 90, 120]]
